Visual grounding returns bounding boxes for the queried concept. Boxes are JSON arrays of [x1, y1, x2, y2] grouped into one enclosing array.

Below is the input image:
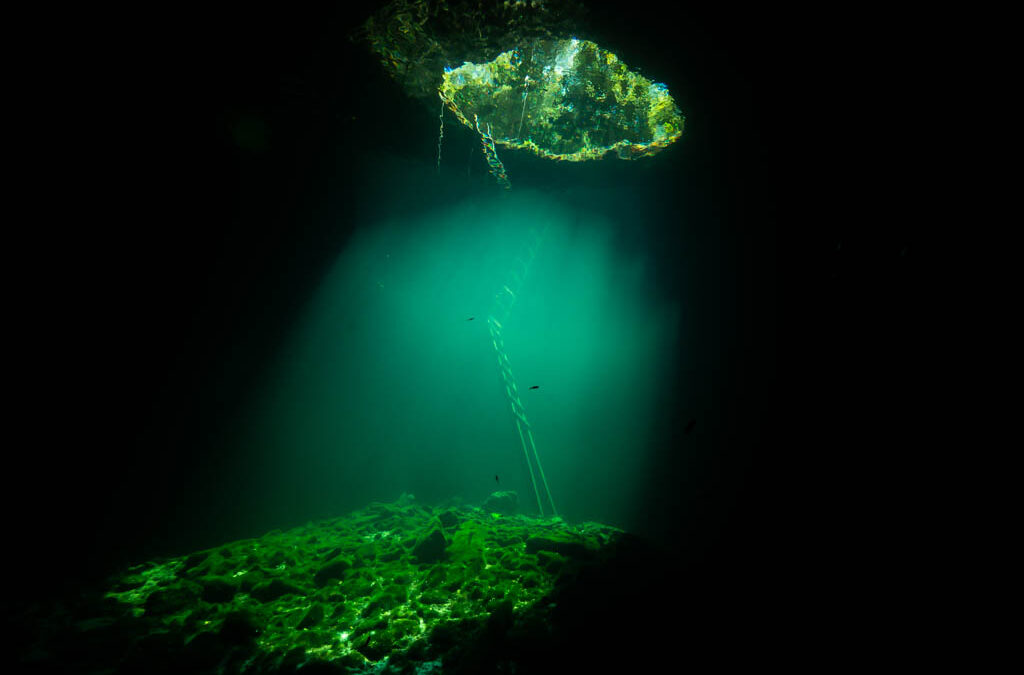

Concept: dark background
[[9, 2, 918, 625]]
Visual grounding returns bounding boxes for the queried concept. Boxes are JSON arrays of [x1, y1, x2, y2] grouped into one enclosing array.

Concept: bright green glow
[[104, 495, 624, 668]]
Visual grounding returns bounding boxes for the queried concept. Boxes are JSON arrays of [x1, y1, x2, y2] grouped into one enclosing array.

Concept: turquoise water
[[233, 186, 681, 532]]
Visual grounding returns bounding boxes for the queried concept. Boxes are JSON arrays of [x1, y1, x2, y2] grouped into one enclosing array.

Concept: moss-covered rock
[[447, 521, 490, 565], [219, 609, 260, 644], [198, 576, 238, 603], [361, 592, 398, 617], [525, 534, 592, 559], [379, 546, 404, 562], [342, 569, 369, 592], [144, 582, 200, 615], [250, 578, 305, 602], [423, 563, 447, 588], [437, 508, 461, 532], [92, 495, 628, 673], [420, 589, 449, 605], [412, 526, 448, 564], [482, 490, 519, 515], [359, 631, 395, 661], [181, 551, 210, 572], [297, 602, 325, 629], [313, 558, 352, 587]]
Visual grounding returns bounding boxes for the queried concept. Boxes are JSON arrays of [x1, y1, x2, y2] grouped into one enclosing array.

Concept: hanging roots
[[436, 100, 444, 172], [475, 114, 511, 190], [517, 74, 531, 140]]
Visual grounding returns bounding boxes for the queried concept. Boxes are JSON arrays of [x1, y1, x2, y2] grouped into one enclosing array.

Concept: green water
[[231, 186, 681, 534]]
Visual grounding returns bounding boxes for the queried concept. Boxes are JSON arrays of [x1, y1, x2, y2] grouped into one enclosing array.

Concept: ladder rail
[[486, 222, 556, 516]]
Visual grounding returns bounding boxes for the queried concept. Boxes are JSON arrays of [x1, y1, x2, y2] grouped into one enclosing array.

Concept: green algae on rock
[[96, 494, 624, 673]]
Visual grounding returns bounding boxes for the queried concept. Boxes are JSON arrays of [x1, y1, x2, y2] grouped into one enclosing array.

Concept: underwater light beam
[[238, 189, 679, 524]]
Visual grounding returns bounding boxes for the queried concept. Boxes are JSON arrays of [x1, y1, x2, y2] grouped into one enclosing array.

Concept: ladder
[[487, 223, 557, 517]]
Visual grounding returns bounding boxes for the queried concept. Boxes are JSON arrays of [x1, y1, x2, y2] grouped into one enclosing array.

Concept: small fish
[[495, 475, 500, 485], [684, 419, 696, 434], [529, 385, 539, 390], [467, 317, 475, 321]]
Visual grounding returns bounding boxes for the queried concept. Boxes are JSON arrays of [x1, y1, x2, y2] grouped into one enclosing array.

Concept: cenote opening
[[11, 3, 780, 673]]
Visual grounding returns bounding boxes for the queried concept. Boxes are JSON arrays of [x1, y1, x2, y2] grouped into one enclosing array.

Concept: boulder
[[412, 527, 448, 564], [483, 491, 519, 515]]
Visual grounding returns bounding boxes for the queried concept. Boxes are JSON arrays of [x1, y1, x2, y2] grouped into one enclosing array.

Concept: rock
[[525, 535, 591, 559], [437, 509, 461, 531], [250, 578, 304, 602], [379, 547, 403, 562], [144, 583, 200, 615], [123, 631, 183, 668], [314, 558, 352, 588], [24, 493, 650, 674], [359, 632, 394, 662], [355, 543, 377, 562], [319, 546, 343, 559], [199, 577, 238, 603], [483, 491, 519, 515], [424, 564, 447, 588], [536, 550, 568, 574], [279, 646, 306, 671], [297, 602, 325, 629], [181, 551, 209, 572], [361, 593, 398, 616], [110, 574, 145, 592], [180, 631, 224, 670], [220, 610, 260, 644], [485, 598, 515, 637], [412, 527, 448, 564], [421, 589, 449, 605]]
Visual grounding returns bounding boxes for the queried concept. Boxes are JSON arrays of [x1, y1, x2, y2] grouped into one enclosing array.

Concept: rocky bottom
[[13, 493, 706, 674]]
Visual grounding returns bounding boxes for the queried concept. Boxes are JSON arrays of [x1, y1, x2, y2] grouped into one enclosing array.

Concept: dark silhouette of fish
[[467, 317, 475, 321], [495, 475, 499, 485], [529, 385, 539, 390], [684, 419, 696, 434]]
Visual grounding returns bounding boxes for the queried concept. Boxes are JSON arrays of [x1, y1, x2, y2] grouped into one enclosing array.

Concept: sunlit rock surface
[[16, 495, 689, 674]]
